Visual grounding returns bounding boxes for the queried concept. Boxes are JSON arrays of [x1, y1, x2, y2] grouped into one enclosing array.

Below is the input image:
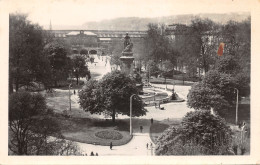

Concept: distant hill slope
[[81, 12, 250, 31]]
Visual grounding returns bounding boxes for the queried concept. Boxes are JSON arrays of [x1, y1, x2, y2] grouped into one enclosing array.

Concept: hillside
[[81, 12, 250, 31]]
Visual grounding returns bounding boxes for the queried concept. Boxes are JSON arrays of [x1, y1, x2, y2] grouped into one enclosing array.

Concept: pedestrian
[[140, 126, 143, 133], [151, 118, 153, 124], [90, 151, 94, 156], [110, 142, 113, 150], [96, 153, 99, 156], [74, 89, 76, 95], [146, 143, 149, 149], [150, 142, 153, 149]]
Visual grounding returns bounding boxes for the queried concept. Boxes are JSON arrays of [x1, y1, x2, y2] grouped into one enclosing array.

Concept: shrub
[[155, 111, 233, 155]]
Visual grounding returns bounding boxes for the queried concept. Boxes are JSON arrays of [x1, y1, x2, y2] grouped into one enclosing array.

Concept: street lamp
[[234, 88, 239, 125], [69, 83, 72, 111], [130, 94, 138, 136]]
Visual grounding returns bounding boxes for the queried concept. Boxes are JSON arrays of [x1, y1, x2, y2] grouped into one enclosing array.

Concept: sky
[[4, 0, 253, 29]]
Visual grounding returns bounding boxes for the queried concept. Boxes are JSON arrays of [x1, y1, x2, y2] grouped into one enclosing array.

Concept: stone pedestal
[[120, 52, 134, 75]]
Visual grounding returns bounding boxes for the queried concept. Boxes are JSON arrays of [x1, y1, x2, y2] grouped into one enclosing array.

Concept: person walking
[[90, 151, 94, 156], [150, 142, 153, 149], [146, 143, 149, 149], [110, 142, 113, 150], [151, 118, 153, 124], [96, 153, 99, 156], [140, 126, 143, 133], [74, 89, 76, 95]]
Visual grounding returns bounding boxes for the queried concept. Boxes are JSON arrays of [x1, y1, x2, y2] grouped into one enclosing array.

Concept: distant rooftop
[[66, 31, 97, 36]]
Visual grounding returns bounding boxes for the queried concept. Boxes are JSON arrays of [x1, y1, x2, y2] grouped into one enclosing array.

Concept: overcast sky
[[5, 0, 252, 28]]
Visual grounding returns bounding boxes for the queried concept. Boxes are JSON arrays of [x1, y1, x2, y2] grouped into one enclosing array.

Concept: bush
[[155, 111, 233, 155]]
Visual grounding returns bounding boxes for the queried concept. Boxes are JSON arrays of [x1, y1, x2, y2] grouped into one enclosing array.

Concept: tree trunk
[[112, 109, 116, 123], [9, 76, 13, 94], [15, 78, 19, 92]]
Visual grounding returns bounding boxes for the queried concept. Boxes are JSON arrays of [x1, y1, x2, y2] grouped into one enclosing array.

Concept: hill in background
[[48, 12, 250, 30]]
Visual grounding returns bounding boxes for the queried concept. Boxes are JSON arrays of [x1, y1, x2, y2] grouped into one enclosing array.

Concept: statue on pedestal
[[123, 33, 133, 53]]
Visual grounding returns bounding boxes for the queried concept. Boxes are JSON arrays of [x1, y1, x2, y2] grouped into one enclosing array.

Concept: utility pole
[[130, 94, 137, 136], [234, 88, 239, 125]]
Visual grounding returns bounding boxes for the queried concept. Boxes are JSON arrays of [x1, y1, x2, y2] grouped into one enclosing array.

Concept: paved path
[[77, 132, 155, 156]]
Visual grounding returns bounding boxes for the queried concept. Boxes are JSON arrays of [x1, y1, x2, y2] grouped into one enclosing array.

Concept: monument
[[120, 33, 135, 75]]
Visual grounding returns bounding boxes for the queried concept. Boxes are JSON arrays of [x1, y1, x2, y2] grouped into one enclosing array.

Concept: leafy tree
[[9, 92, 47, 155], [71, 55, 91, 84], [155, 111, 232, 155], [44, 40, 72, 87], [79, 71, 147, 123], [9, 13, 50, 93], [110, 40, 123, 69], [187, 70, 235, 112], [161, 60, 174, 84], [80, 49, 88, 55], [8, 92, 81, 155], [146, 23, 170, 62], [146, 60, 160, 78]]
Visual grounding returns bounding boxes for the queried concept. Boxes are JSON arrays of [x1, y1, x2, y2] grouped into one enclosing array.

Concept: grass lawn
[[45, 90, 158, 146], [149, 77, 195, 86], [149, 119, 181, 143], [219, 104, 250, 125], [53, 115, 133, 146]]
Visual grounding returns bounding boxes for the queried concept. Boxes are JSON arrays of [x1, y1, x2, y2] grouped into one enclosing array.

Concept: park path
[[76, 132, 155, 156]]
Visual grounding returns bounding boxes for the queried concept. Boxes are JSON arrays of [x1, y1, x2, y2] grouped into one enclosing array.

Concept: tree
[[155, 111, 232, 155], [187, 70, 235, 112], [9, 13, 50, 93], [110, 40, 123, 69], [146, 23, 170, 62], [146, 60, 160, 78], [8, 92, 81, 155], [9, 92, 47, 155], [189, 18, 218, 74], [71, 55, 91, 84], [44, 39, 72, 87], [78, 71, 147, 123], [161, 60, 174, 85]]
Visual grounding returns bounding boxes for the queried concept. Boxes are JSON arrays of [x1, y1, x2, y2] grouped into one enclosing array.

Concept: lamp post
[[69, 83, 72, 111], [130, 94, 137, 136], [234, 88, 239, 125]]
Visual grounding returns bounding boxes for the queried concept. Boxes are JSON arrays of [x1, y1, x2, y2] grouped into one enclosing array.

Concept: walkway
[[76, 132, 155, 156]]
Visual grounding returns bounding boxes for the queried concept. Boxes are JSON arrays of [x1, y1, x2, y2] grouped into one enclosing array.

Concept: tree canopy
[[9, 13, 49, 93], [155, 111, 232, 155], [78, 71, 147, 122], [71, 55, 91, 84]]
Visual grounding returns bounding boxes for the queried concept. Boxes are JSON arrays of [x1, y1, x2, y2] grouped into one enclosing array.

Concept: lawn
[[149, 119, 181, 143], [52, 115, 133, 146], [44, 90, 157, 146], [149, 77, 195, 86]]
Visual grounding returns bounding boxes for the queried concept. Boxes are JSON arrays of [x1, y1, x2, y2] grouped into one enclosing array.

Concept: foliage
[[146, 60, 161, 77], [9, 13, 50, 93], [8, 91, 81, 155], [110, 40, 123, 67], [146, 23, 170, 62], [79, 71, 147, 122], [71, 55, 91, 84], [44, 39, 72, 87], [187, 70, 235, 112], [155, 111, 233, 155], [9, 92, 46, 155]]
